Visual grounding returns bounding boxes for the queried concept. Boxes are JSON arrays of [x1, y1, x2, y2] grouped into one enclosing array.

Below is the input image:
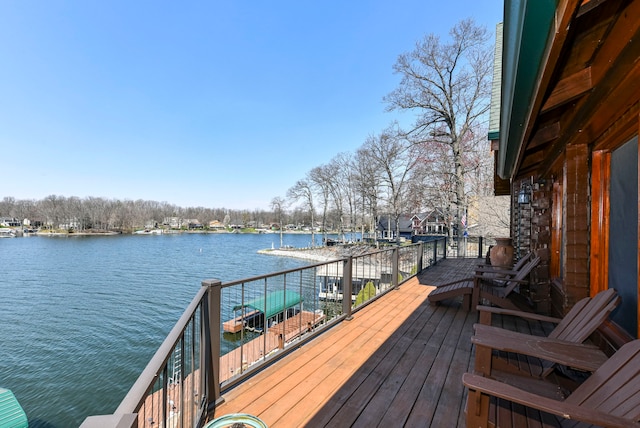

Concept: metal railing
[[80, 238, 447, 428]]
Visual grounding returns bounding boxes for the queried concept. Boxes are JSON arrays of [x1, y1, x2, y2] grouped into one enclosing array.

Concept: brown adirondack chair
[[464, 339, 640, 427], [475, 252, 532, 282], [471, 256, 541, 310], [427, 255, 540, 311], [472, 288, 620, 379]]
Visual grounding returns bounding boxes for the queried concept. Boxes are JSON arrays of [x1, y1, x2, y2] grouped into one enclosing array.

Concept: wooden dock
[[222, 309, 260, 334], [220, 310, 325, 383]]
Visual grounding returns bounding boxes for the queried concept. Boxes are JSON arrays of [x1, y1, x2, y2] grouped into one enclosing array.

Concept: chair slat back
[[550, 288, 619, 342], [540, 289, 619, 377], [500, 256, 541, 295], [565, 340, 640, 421], [511, 252, 532, 272]]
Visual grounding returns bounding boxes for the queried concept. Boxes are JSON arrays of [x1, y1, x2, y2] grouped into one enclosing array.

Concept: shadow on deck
[[213, 258, 480, 427]]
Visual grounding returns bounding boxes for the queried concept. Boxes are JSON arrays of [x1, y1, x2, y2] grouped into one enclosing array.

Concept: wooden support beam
[[541, 67, 592, 113], [529, 122, 561, 150]]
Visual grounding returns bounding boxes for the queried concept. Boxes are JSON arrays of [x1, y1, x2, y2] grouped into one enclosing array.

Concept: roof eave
[[498, 0, 557, 180]]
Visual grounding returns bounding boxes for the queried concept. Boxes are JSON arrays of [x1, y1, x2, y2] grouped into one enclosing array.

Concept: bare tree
[[323, 154, 352, 242], [0, 197, 16, 218], [362, 126, 420, 242], [354, 147, 382, 240], [385, 18, 492, 252], [308, 165, 332, 244], [40, 195, 64, 230], [287, 179, 316, 247], [270, 196, 286, 248], [332, 153, 359, 241]]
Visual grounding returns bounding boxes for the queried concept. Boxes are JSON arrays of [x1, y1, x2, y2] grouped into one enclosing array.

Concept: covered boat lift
[[223, 290, 303, 333]]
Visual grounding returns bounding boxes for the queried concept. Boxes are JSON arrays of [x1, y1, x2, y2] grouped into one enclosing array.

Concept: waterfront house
[[209, 220, 225, 230], [163, 217, 182, 229], [185, 219, 203, 229], [376, 215, 413, 240], [379, 210, 449, 239], [0, 217, 21, 227], [410, 209, 448, 236], [143, 220, 158, 229], [22, 218, 44, 229], [58, 217, 81, 230]]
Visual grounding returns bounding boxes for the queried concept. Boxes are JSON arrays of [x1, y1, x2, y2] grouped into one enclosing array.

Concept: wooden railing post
[[417, 242, 424, 273], [478, 236, 484, 259], [201, 279, 222, 417], [342, 257, 353, 320]]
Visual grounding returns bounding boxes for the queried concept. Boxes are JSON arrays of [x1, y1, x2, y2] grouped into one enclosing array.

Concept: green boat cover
[[0, 388, 28, 428], [233, 290, 302, 319]]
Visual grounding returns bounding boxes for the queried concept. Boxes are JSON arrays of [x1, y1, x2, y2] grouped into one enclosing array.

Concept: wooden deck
[[213, 257, 481, 427]]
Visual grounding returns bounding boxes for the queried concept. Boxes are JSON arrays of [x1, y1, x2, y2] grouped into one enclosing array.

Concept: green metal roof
[[233, 290, 302, 319], [498, 0, 557, 179], [0, 388, 28, 428]]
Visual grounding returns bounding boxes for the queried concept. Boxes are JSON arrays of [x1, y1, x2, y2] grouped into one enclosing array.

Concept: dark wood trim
[[551, 180, 563, 280], [577, 0, 608, 18], [529, 122, 561, 150], [494, 150, 511, 196], [590, 150, 610, 296], [592, 101, 640, 152], [541, 67, 592, 113]]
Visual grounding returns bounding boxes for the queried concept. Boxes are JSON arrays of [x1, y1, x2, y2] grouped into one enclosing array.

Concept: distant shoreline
[[6, 229, 336, 237]]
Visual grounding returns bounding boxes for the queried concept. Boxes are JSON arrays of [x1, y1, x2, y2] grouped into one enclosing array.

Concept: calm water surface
[[0, 232, 327, 427]]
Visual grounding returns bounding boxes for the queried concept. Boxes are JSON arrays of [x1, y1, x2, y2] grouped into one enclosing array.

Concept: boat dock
[[220, 310, 325, 383], [222, 310, 260, 334]]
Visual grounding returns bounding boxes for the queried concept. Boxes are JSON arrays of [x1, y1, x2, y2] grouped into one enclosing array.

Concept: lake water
[[0, 232, 333, 428]]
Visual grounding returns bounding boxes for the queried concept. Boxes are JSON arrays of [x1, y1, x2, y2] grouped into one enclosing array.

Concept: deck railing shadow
[[80, 238, 451, 428]]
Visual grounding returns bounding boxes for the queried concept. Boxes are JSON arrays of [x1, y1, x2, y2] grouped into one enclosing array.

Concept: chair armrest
[[472, 324, 607, 372], [462, 373, 633, 428], [473, 275, 529, 284], [476, 305, 562, 324], [435, 277, 473, 287], [475, 266, 518, 276], [476, 262, 517, 269]]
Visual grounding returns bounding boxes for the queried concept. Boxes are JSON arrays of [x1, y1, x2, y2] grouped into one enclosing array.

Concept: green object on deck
[[233, 290, 302, 319], [0, 388, 28, 428]]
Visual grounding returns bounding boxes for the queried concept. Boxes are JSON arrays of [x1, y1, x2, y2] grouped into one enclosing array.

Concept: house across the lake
[[376, 211, 450, 241], [0, 217, 21, 227]]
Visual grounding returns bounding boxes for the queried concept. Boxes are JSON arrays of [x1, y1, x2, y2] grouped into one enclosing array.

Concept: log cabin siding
[[496, 0, 640, 334]]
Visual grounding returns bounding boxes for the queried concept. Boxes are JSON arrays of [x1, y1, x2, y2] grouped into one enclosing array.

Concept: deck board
[[214, 258, 481, 427]]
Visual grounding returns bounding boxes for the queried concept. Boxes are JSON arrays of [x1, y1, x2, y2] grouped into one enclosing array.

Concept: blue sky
[[0, 1, 502, 210]]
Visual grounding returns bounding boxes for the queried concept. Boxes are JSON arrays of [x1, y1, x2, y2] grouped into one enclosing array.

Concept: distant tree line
[[0, 194, 356, 233], [0, 195, 273, 232]]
